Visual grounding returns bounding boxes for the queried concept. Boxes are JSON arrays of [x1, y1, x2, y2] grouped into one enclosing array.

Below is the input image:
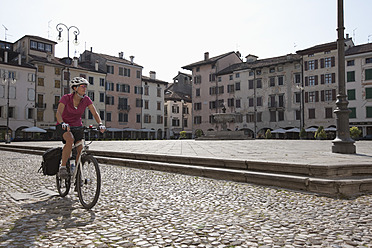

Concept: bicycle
[[56, 126, 101, 209]]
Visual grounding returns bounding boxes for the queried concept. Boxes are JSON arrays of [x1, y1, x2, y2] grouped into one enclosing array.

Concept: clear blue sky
[[1, 0, 371, 82]]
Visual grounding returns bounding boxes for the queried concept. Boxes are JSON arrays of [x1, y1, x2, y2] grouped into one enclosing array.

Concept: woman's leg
[[61, 131, 74, 168]]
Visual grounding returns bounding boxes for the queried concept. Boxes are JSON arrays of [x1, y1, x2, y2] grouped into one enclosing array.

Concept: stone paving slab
[[10, 139, 372, 165], [1, 150, 372, 247]]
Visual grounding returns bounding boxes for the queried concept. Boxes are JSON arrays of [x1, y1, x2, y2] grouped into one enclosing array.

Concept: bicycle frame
[[70, 139, 88, 185]]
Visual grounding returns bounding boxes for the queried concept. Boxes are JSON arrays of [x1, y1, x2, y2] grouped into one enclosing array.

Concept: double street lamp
[[56, 23, 80, 86], [1, 71, 16, 144]]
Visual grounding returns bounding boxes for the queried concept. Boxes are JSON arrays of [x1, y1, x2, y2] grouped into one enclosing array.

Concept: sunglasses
[[79, 85, 87, 88]]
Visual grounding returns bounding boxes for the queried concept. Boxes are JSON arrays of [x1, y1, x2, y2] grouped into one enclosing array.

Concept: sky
[[1, 0, 371, 83]]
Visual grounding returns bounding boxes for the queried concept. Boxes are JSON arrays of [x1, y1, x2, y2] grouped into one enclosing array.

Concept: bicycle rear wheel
[[56, 165, 71, 197], [77, 155, 101, 209]]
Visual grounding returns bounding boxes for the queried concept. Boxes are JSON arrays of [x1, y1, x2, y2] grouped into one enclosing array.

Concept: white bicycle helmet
[[70, 77, 88, 89]]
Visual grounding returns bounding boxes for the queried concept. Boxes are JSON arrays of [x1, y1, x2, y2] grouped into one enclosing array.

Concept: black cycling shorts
[[56, 125, 84, 144]]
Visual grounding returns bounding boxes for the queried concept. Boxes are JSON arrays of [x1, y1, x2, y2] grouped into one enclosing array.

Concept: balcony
[[118, 104, 130, 111], [36, 103, 47, 109]]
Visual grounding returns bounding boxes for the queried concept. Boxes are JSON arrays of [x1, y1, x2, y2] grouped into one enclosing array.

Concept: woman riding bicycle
[[56, 77, 105, 179]]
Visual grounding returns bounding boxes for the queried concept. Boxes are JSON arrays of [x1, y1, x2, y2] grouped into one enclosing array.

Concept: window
[[134, 86, 143, 95], [365, 69, 372, 80], [195, 88, 200, 97], [366, 88, 372, 99], [309, 76, 316, 86], [137, 70, 141, 78], [324, 57, 332, 68], [366, 58, 372, 64], [194, 102, 202, 110], [236, 99, 241, 108], [270, 111, 276, 122], [144, 100, 149, 110], [309, 91, 316, 102], [144, 86, 149, 95], [249, 98, 254, 107], [256, 79, 262, 88], [38, 78, 44, 86], [37, 109, 43, 121], [55, 80, 60, 88], [196, 67, 200, 72], [296, 110, 301, 120], [366, 107, 372, 118], [99, 111, 105, 120], [209, 101, 216, 109], [278, 76, 284, 86], [88, 77, 94, 85], [137, 114, 141, 123], [246, 113, 255, 123], [157, 115, 163, 124], [55, 68, 61, 75], [248, 80, 254, 89], [194, 116, 202, 124], [106, 82, 114, 91], [324, 74, 333, 84], [347, 60, 355, 66], [227, 84, 235, 93], [257, 112, 262, 122], [100, 93, 105, 102], [249, 71, 254, 76], [295, 92, 301, 103], [235, 82, 240, 91], [117, 84, 130, 93], [269, 68, 275, 73], [256, 70, 261, 75], [107, 65, 114, 74], [106, 112, 112, 122], [118, 97, 129, 110], [349, 107, 356, 119], [27, 108, 34, 119], [100, 78, 105, 87], [325, 107, 333, 118], [136, 98, 143, 107], [28, 73, 36, 82], [269, 77, 275, 87], [157, 101, 161, 111], [105, 95, 114, 105], [278, 111, 284, 121], [295, 74, 301, 84], [119, 113, 128, 122], [235, 73, 240, 78], [209, 73, 216, 82], [257, 97, 262, 107], [194, 75, 201, 84], [157, 88, 161, 97], [347, 71, 355, 82], [309, 109, 315, 119], [30, 40, 37, 49], [347, 89, 356, 100], [278, 95, 284, 107], [229, 75, 233, 80], [308, 60, 315, 70], [38, 65, 44, 73]]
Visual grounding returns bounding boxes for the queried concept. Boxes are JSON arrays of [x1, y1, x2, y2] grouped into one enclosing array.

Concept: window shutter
[[315, 60, 318, 69], [332, 73, 336, 83], [305, 92, 309, 103], [321, 90, 325, 101], [315, 91, 319, 102], [331, 57, 335, 67], [305, 77, 309, 86], [320, 58, 324, 68], [304, 61, 308, 71], [321, 74, 325, 84], [315, 75, 318, 85], [332, 89, 336, 100], [116, 84, 119, 91]]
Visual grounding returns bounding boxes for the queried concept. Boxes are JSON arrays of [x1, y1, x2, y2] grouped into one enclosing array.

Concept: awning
[[271, 128, 286, 134], [123, 128, 138, 132], [324, 127, 337, 131], [139, 129, 156, 132], [305, 127, 318, 132], [22, 127, 47, 133], [285, 128, 300, 133], [106, 128, 123, 132]]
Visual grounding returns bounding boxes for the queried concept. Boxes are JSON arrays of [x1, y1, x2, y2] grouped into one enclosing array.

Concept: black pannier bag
[[39, 147, 62, 176]]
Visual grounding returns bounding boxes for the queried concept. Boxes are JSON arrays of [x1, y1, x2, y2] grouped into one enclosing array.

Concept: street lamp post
[[332, 0, 356, 154], [56, 23, 80, 87], [2, 71, 16, 144]]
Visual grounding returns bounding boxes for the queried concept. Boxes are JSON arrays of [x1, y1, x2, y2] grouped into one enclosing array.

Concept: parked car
[[360, 134, 372, 140]]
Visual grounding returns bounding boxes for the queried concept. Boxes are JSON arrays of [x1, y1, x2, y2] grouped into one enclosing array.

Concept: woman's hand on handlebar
[[61, 122, 70, 132]]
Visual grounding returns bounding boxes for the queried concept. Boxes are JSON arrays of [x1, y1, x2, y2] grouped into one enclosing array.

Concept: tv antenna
[[2, 24, 8, 40], [353, 28, 357, 43], [48, 20, 52, 39], [368, 35, 372, 43]]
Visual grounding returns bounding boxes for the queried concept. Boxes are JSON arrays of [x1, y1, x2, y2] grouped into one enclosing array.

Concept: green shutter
[[347, 89, 356, 100], [347, 71, 355, 82], [349, 108, 356, 119], [365, 69, 372, 80], [366, 88, 372, 99], [367, 107, 372, 118]]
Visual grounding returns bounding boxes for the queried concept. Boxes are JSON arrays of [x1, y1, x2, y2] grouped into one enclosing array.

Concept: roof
[[173, 71, 192, 80], [142, 75, 168, 85], [164, 91, 192, 102], [296, 41, 337, 55], [15, 35, 57, 44], [218, 53, 301, 75], [88, 51, 143, 68], [182, 51, 238, 70], [345, 43, 372, 56], [0, 49, 36, 69]]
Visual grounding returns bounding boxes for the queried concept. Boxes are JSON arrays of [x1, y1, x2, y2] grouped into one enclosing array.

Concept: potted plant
[[314, 126, 327, 140], [265, 129, 272, 139], [299, 127, 306, 140], [350, 126, 361, 140]]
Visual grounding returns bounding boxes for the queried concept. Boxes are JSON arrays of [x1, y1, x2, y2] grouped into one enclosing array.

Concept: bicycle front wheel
[[76, 155, 101, 209]]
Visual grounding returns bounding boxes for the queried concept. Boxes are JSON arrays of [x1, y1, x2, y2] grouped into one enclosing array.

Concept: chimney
[[90, 47, 93, 52], [130, 56, 134, 63], [150, 71, 156, 79], [204, 52, 209, 61], [73, 57, 78, 67], [346, 33, 349, 39], [18, 54, 22, 65], [46, 52, 52, 62], [4, 51, 8, 63], [95, 60, 99, 71], [119, 52, 124, 59], [245, 54, 258, 63]]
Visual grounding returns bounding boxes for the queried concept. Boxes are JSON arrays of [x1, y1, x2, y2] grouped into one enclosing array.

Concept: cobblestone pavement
[[1, 150, 372, 248]]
